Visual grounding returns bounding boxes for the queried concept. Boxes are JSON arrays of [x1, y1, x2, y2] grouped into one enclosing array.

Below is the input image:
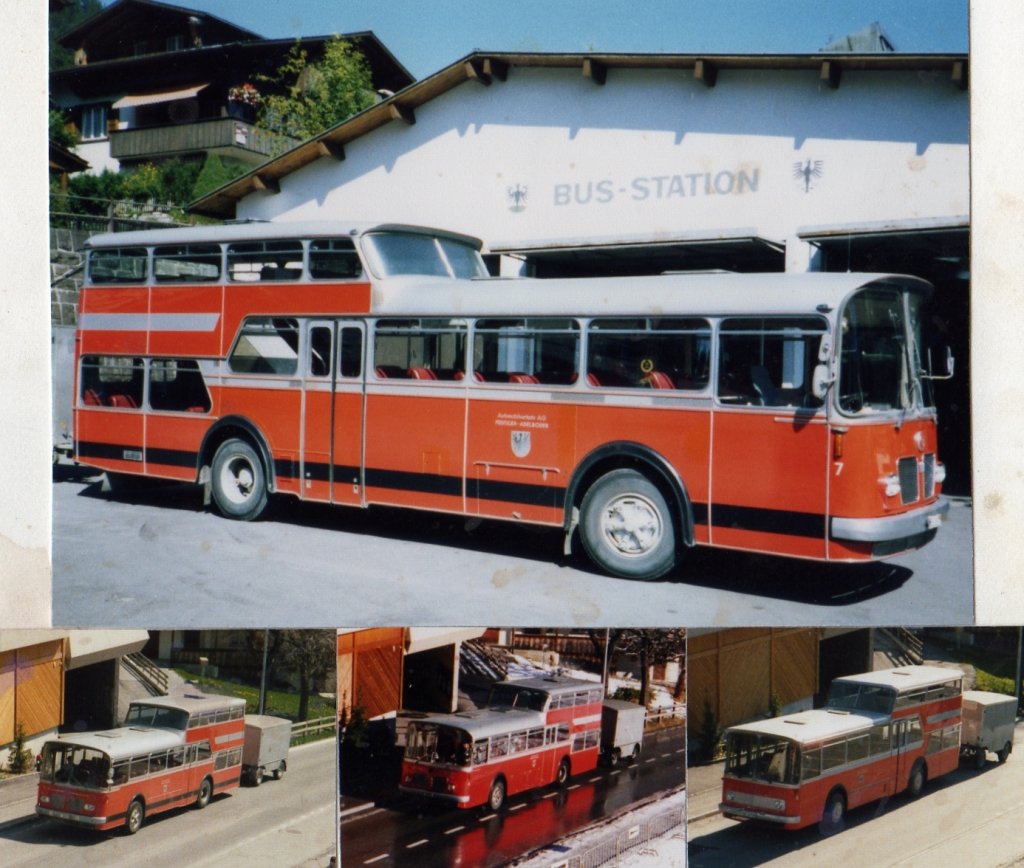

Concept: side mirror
[[812, 363, 834, 400], [924, 346, 955, 381]]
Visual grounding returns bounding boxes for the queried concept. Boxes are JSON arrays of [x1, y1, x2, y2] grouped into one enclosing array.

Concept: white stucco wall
[[236, 64, 968, 271]]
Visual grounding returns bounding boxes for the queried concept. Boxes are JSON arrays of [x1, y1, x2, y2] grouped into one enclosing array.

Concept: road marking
[[364, 854, 389, 864], [479, 812, 497, 821], [542, 791, 558, 799], [444, 825, 465, 835], [567, 784, 581, 791], [610, 769, 621, 776], [406, 838, 429, 849], [589, 775, 602, 782], [509, 803, 527, 812], [661, 753, 672, 758]]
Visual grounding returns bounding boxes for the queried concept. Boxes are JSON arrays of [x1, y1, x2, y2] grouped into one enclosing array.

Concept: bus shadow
[[669, 548, 912, 607], [68, 473, 909, 605]]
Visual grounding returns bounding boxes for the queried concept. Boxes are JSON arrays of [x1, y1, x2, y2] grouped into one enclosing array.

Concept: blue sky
[[126, 0, 968, 79]]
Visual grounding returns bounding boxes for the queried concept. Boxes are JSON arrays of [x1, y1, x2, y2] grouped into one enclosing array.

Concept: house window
[[81, 105, 108, 140], [166, 34, 186, 52]]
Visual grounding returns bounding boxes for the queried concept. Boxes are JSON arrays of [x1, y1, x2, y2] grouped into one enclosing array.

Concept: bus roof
[[831, 665, 965, 693], [47, 726, 183, 761], [83, 220, 483, 250], [417, 706, 549, 740], [129, 693, 246, 715], [726, 707, 888, 744], [368, 271, 932, 320], [493, 674, 602, 696]]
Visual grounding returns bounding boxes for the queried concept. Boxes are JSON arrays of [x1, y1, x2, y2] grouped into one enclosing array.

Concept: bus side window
[[718, 318, 826, 407], [309, 326, 332, 378], [309, 239, 363, 280], [80, 356, 144, 409], [339, 327, 363, 378], [474, 318, 578, 385], [150, 359, 212, 413]]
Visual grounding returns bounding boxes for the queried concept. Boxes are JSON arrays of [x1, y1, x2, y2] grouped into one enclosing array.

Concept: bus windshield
[[487, 684, 549, 711], [40, 743, 111, 789], [826, 682, 897, 714], [124, 703, 190, 730], [361, 231, 487, 279], [838, 288, 932, 414], [724, 731, 800, 785], [405, 722, 471, 766]]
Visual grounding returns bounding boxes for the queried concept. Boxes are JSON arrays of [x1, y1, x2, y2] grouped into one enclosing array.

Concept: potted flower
[[227, 83, 262, 120]]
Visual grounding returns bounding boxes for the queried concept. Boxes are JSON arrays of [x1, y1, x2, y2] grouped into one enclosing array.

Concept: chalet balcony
[[109, 117, 298, 165]]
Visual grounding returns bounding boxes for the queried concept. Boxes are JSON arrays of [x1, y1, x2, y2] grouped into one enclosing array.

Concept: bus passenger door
[[710, 321, 831, 559], [301, 320, 365, 506]]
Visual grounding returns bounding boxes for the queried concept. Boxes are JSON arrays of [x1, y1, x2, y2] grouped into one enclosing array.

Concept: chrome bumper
[[36, 805, 107, 826], [720, 803, 801, 824], [831, 496, 949, 543]]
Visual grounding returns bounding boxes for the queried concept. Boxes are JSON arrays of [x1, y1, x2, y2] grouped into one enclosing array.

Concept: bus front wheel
[[196, 776, 213, 809], [907, 760, 926, 798], [487, 777, 506, 812], [579, 469, 677, 580], [124, 798, 144, 835], [819, 790, 845, 836], [211, 438, 268, 521]]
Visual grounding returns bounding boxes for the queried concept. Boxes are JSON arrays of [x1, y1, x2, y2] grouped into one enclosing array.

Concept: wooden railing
[[122, 652, 169, 696], [290, 715, 335, 741], [109, 117, 297, 161]]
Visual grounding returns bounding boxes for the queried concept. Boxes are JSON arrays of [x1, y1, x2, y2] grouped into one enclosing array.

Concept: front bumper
[[36, 805, 107, 826], [719, 803, 801, 824], [831, 496, 949, 543], [397, 784, 469, 805]]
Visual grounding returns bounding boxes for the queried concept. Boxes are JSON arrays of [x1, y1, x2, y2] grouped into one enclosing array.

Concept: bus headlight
[[934, 463, 946, 485], [83, 802, 95, 812], [39, 794, 50, 805], [880, 473, 901, 498]]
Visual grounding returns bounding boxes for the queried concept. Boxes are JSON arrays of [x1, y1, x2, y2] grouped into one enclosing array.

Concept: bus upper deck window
[[227, 240, 303, 282], [88, 247, 148, 284], [309, 238, 363, 279]]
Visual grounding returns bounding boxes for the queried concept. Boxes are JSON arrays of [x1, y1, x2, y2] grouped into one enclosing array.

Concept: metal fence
[[546, 796, 685, 868]]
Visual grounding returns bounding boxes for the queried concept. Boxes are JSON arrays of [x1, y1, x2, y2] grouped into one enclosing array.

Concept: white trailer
[[600, 700, 646, 765], [242, 714, 292, 785], [961, 690, 1017, 768]]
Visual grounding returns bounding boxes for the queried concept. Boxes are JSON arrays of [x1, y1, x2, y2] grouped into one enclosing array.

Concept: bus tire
[[907, 760, 926, 798], [579, 469, 677, 580], [555, 758, 570, 788], [124, 798, 145, 835], [819, 789, 845, 836], [196, 776, 213, 809], [211, 438, 268, 521], [487, 777, 506, 812], [998, 742, 1012, 764]]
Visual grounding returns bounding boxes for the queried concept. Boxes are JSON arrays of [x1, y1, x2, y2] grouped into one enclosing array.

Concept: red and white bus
[[36, 693, 246, 834], [73, 221, 950, 580], [399, 675, 605, 811], [720, 665, 963, 832]]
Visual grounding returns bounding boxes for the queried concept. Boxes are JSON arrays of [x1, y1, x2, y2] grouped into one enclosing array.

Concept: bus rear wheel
[[124, 798, 144, 835], [579, 469, 677, 580], [487, 777, 506, 812], [211, 438, 268, 521]]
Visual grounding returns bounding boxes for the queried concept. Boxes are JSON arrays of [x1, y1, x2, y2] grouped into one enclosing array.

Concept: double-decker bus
[[720, 665, 963, 832], [36, 693, 246, 834], [73, 221, 950, 580], [399, 675, 605, 811]]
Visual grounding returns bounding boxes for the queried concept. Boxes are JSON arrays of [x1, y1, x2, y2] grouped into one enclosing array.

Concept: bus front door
[[302, 320, 365, 507]]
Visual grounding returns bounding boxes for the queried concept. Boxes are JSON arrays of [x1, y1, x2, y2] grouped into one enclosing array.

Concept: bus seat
[[508, 372, 539, 384], [109, 393, 138, 408], [83, 388, 103, 406], [750, 365, 780, 405], [644, 371, 675, 389], [408, 367, 438, 380], [472, 371, 486, 382], [375, 365, 405, 379], [586, 372, 601, 387]]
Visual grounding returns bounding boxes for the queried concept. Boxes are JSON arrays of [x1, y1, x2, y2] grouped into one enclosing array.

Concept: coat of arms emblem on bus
[[511, 430, 531, 457]]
